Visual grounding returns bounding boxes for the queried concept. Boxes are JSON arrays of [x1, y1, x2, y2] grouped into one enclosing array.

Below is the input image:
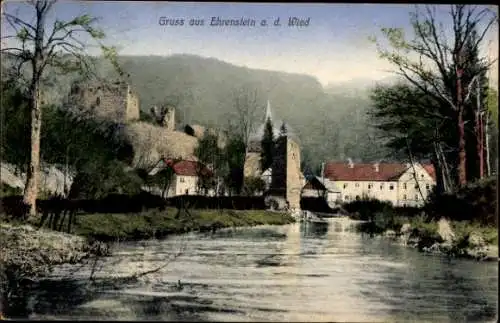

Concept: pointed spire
[[265, 99, 273, 122]]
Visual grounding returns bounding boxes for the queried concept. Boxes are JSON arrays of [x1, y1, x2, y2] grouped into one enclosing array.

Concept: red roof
[[422, 164, 436, 180], [323, 162, 436, 182], [162, 159, 212, 177]]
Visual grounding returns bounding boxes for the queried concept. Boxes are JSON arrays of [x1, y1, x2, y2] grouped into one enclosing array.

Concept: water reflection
[[25, 221, 498, 322]]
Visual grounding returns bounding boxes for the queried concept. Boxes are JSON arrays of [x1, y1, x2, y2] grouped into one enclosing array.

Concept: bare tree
[[231, 86, 259, 154], [370, 5, 497, 188], [1, 0, 122, 216]]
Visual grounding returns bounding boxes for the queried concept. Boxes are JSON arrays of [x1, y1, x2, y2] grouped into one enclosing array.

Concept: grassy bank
[[28, 208, 296, 242]]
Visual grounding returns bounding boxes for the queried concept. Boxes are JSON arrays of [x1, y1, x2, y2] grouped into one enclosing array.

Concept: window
[[185, 189, 189, 194], [380, 184, 384, 190], [403, 194, 407, 200], [355, 195, 360, 201], [415, 184, 419, 189], [415, 194, 419, 200], [344, 195, 350, 200], [180, 177, 185, 183], [421, 174, 424, 178], [355, 183, 359, 187], [403, 183, 407, 189], [343, 183, 348, 189], [389, 184, 394, 190], [426, 184, 430, 190], [96, 97, 101, 105], [368, 183, 372, 189]]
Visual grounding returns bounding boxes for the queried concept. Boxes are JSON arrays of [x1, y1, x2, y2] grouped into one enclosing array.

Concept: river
[[27, 218, 498, 322]]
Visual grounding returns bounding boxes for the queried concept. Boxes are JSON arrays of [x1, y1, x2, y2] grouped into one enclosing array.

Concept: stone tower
[[163, 106, 176, 131], [152, 105, 176, 131], [269, 134, 302, 210], [74, 80, 140, 123]]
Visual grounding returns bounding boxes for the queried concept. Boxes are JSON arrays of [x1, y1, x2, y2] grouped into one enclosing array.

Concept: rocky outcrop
[[121, 122, 199, 167], [394, 220, 497, 261]]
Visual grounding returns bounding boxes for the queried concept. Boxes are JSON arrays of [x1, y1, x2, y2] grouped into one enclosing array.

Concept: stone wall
[[269, 136, 302, 210], [162, 106, 176, 131]]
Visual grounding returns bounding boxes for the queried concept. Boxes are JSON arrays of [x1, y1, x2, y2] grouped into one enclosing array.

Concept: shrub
[[425, 177, 497, 226], [344, 197, 393, 221]]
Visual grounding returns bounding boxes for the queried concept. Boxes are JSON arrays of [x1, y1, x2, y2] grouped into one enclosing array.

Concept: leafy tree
[[279, 122, 287, 136], [194, 130, 224, 195], [260, 117, 274, 172], [370, 4, 497, 188], [223, 136, 246, 195], [1, 0, 123, 215], [149, 166, 176, 199], [231, 86, 259, 154], [0, 80, 30, 172], [242, 176, 266, 196], [69, 160, 143, 199]]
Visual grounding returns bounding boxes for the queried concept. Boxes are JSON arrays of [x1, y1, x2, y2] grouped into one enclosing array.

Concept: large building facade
[[323, 160, 436, 207]]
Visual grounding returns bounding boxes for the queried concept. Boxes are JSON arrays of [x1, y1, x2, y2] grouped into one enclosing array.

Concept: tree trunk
[[456, 66, 467, 187], [485, 112, 491, 176], [457, 111, 467, 187], [479, 112, 484, 178], [23, 83, 42, 216]]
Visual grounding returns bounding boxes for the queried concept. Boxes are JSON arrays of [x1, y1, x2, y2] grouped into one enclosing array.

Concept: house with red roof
[[323, 159, 436, 207], [147, 158, 215, 197]]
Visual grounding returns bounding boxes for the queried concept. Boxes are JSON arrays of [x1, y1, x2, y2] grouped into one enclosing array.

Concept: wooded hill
[[111, 54, 392, 171]]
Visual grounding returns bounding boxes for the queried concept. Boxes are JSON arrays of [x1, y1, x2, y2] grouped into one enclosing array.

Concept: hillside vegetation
[[113, 54, 391, 170], [2, 53, 392, 173]]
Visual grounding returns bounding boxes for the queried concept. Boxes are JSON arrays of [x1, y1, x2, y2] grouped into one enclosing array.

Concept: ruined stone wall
[[163, 107, 176, 131], [77, 82, 139, 123]]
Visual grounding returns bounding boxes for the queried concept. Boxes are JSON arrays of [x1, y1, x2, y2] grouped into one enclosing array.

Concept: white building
[[323, 160, 436, 207], [147, 159, 216, 197]]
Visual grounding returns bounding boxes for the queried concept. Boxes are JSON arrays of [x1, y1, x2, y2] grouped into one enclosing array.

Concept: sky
[[2, 1, 498, 86]]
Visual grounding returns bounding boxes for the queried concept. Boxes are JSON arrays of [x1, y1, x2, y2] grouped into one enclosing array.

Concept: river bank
[[0, 208, 294, 318], [0, 223, 110, 318], [29, 208, 296, 242], [354, 213, 498, 261]]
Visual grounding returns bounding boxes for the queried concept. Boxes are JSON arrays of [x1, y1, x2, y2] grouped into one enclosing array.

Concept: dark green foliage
[[0, 185, 23, 198], [242, 176, 266, 196], [343, 198, 394, 221], [224, 136, 246, 195], [69, 160, 143, 199], [425, 177, 497, 226], [0, 81, 30, 171], [261, 117, 274, 171], [147, 166, 176, 198], [279, 122, 287, 136], [194, 131, 225, 194]]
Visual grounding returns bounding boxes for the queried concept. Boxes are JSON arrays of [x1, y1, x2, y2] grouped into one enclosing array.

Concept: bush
[[425, 177, 497, 226], [69, 160, 144, 200], [300, 197, 335, 213], [166, 195, 266, 210], [344, 197, 393, 221]]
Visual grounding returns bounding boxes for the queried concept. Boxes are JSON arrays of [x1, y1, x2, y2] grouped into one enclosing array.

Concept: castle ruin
[[73, 80, 140, 123]]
